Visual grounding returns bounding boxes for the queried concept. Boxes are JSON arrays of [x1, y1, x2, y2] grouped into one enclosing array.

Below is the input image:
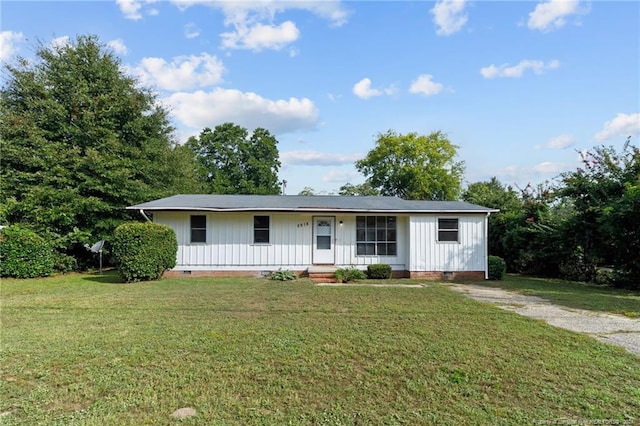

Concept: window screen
[[190, 215, 206, 243], [254, 215, 270, 244], [438, 218, 459, 242], [356, 216, 397, 256]]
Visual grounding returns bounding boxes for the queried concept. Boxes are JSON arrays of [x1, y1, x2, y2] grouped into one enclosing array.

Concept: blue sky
[[2, 0, 639, 195]]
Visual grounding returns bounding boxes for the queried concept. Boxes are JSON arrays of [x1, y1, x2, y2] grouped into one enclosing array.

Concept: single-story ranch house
[[127, 195, 498, 280]]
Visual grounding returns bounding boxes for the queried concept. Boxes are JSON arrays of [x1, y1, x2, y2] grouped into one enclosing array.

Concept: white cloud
[[0, 31, 23, 62], [116, 0, 159, 20], [221, 21, 299, 51], [353, 78, 381, 99], [532, 161, 568, 174], [184, 23, 200, 39], [480, 59, 560, 79], [431, 0, 468, 36], [409, 74, 444, 96], [496, 161, 569, 181], [107, 39, 128, 55], [170, 1, 348, 51], [132, 53, 225, 91], [117, 0, 143, 20], [536, 134, 576, 150], [594, 113, 640, 141], [51, 36, 71, 49], [527, 0, 587, 32], [164, 88, 320, 136], [322, 169, 360, 183], [281, 151, 362, 166], [352, 78, 396, 99]]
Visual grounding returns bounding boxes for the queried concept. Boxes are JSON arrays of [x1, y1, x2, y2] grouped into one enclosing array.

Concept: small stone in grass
[[171, 407, 196, 419]]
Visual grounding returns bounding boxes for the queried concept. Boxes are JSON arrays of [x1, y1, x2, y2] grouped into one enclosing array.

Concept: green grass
[[471, 274, 640, 317], [1, 272, 639, 425]]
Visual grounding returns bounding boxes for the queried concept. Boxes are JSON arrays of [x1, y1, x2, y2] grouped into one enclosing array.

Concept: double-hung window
[[356, 216, 397, 256], [190, 215, 207, 243], [438, 218, 459, 242], [254, 215, 270, 244]]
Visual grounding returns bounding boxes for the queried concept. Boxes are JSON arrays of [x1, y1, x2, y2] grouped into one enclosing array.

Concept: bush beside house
[[111, 222, 177, 282], [367, 264, 392, 279], [488, 255, 507, 280], [0, 225, 54, 278]]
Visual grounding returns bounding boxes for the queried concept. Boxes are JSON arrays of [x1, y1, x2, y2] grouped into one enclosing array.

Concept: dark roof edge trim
[[128, 206, 499, 214]]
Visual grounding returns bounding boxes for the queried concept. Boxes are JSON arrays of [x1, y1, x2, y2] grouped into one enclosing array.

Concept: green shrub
[[0, 225, 54, 278], [111, 222, 177, 283], [269, 269, 297, 281], [52, 251, 78, 273], [367, 264, 392, 279], [488, 255, 506, 280], [335, 266, 367, 283]]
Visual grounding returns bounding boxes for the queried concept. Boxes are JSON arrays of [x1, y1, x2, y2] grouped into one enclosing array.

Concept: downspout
[[139, 209, 152, 223], [484, 212, 490, 280]]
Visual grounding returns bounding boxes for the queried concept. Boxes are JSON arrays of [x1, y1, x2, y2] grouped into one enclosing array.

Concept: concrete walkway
[[446, 283, 640, 356]]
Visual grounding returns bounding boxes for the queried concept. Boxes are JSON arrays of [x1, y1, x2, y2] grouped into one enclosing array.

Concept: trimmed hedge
[[0, 225, 54, 278], [488, 255, 507, 280], [367, 263, 392, 279], [111, 222, 177, 283]]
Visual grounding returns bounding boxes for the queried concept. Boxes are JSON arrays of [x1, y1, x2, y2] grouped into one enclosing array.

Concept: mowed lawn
[[470, 274, 640, 318], [1, 273, 639, 425]]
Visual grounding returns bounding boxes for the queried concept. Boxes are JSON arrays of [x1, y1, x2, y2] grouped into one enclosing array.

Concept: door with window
[[312, 216, 335, 264]]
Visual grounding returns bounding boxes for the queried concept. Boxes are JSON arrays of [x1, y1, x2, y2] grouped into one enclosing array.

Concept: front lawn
[[1, 272, 638, 424], [472, 274, 640, 317]]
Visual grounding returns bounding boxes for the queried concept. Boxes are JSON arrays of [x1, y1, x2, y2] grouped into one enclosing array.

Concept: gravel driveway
[[447, 283, 640, 356]]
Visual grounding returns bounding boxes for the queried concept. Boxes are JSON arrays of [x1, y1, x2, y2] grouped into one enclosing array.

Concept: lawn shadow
[[81, 270, 124, 284]]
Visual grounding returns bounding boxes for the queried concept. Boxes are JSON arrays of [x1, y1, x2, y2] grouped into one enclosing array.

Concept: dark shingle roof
[[127, 195, 497, 213]]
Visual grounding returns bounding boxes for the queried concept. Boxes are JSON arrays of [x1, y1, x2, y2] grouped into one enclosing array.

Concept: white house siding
[[154, 212, 313, 269], [153, 212, 410, 271], [408, 215, 487, 272]]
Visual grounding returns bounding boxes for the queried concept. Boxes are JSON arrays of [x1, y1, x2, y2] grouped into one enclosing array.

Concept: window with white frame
[[190, 215, 207, 243], [438, 218, 459, 242], [356, 216, 397, 256]]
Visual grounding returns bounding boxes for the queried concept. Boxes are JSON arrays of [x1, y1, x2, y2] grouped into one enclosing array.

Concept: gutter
[[139, 209, 152, 222]]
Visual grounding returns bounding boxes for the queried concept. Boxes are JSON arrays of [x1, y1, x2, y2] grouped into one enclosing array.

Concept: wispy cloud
[[594, 113, 640, 141], [281, 151, 362, 166], [107, 39, 128, 55], [527, 0, 588, 32], [184, 23, 200, 39], [171, 1, 349, 51], [409, 74, 444, 96], [221, 20, 300, 51], [535, 134, 576, 150], [431, 0, 468, 36], [481, 59, 560, 79], [0, 31, 24, 61]]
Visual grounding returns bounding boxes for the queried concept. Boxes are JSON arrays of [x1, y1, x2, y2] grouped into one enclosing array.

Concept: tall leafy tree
[[462, 177, 523, 259], [338, 182, 380, 196], [556, 140, 640, 286], [355, 130, 465, 200], [0, 35, 184, 254], [186, 122, 281, 195]]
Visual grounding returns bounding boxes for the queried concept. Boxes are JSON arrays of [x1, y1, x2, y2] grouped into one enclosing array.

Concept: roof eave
[[127, 206, 498, 214]]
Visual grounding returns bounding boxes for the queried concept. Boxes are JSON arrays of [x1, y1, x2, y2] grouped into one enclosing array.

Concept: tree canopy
[[0, 35, 190, 255], [186, 123, 281, 195], [355, 130, 465, 200]]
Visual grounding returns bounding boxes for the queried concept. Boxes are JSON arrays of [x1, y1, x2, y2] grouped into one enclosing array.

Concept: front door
[[313, 216, 335, 264]]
